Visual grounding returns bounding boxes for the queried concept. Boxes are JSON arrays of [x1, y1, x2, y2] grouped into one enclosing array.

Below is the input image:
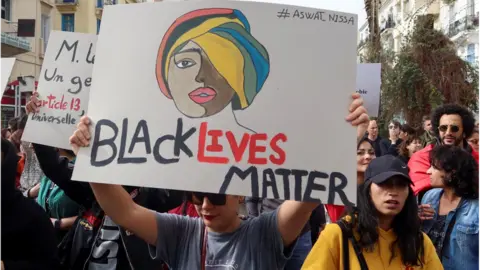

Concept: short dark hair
[[422, 115, 431, 123], [8, 117, 18, 132], [390, 120, 401, 128], [398, 133, 422, 157], [431, 104, 475, 138], [430, 145, 478, 199], [400, 124, 416, 134]]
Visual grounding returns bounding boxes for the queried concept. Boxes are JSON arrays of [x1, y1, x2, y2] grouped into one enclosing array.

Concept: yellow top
[[302, 223, 443, 270]]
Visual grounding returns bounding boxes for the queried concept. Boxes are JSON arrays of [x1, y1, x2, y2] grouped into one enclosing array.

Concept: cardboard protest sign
[[356, 63, 381, 117], [73, 0, 358, 205], [2, 58, 15, 93], [22, 31, 97, 150]]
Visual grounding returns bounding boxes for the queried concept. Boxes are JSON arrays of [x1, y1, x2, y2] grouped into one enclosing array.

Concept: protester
[[467, 127, 479, 152], [409, 104, 479, 200], [421, 115, 436, 147], [398, 133, 423, 164], [419, 145, 478, 270], [26, 92, 185, 270], [302, 155, 442, 269], [324, 137, 376, 223], [381, 120, 403, 156], [399, 123, 416, 140], [36, 148, 81, 244], [69, 93, 369, 269], [1, 139, 60, 269], [365, 119, 385, 157]]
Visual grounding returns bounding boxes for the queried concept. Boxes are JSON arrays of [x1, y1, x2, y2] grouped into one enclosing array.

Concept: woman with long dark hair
[[324, 138, 375, 223], [398, 133, 423, 164], [303, 155, 442, 269], [419, 145, 478, 270]]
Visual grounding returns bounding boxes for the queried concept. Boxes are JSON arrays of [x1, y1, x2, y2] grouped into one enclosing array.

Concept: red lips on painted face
[[188, 87, 217, 104]]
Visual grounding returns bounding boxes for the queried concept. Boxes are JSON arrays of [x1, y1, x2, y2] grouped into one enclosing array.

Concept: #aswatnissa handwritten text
[[89, 118, 351, 205]]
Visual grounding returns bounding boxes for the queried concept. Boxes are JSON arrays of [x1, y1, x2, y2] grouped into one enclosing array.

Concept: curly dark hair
[[431, 104, 475, 139], [430, 145, 479, 199], [346, 179, 424, 267]]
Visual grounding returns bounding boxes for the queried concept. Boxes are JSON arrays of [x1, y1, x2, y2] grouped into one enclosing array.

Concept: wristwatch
[[54, 219, 62, 229]]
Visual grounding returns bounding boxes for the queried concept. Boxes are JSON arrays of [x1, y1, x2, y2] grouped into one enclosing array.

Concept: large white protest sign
[[73, 0, 358, 206], [356, 63, 381, 117], [2, 58, 15, 92], [22, 31, 97, 150]]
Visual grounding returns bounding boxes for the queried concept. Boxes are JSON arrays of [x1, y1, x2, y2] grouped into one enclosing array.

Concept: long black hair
[[347, 179, 425, 266]]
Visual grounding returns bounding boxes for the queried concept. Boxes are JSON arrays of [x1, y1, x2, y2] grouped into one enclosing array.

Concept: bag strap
[[200, 226, 208, 270], [338, 220, 350, 270], [440, 197, 464, 260], [337, 220, 369, 270]]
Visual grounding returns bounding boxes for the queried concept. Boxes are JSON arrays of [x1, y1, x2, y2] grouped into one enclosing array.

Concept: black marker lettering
[[173, 118, 196, 158], [291, 169, 308, 201], [220, 166, 259, 197], [275, 168, 291, 200], [328, 172, 351, 206], [55, 40, 79, 62], [91, 119, 118, 167], [262, 168, 279, 199], [118, 118, 145, 164], [86, 42, 95, 64], [303, 171, 328, 203], [128, 120, 151, 154], [44, 68, 64, 82], [153, 135, 177, 164]]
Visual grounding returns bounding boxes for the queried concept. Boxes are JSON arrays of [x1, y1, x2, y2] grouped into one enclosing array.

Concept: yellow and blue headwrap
[[156, 8, 270, 110]]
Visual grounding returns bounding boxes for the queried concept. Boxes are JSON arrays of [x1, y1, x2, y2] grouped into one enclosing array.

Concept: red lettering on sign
[[197, 122, 287, 166]]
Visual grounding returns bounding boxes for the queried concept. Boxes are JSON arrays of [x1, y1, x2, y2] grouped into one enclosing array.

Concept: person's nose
[[201, 197, 214, 210], [426, 166, 432, 175]]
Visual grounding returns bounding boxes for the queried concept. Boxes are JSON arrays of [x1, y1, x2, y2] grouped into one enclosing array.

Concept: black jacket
[[2, 139, 60, 270], [32, 143, 184, 270]]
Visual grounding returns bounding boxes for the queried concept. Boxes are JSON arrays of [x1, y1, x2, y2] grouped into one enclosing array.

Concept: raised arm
[[277, 93, 369, 247], [70, 116, 158, 245]]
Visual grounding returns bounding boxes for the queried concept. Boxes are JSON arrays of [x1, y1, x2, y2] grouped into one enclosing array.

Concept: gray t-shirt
[[149, 209, 293, 269]]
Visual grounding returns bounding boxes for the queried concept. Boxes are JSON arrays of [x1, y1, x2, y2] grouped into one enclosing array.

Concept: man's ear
[[238, 196, 245, 204]]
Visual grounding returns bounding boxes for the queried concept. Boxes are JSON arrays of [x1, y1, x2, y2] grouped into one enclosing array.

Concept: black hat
[[365, 155, 413, 185]]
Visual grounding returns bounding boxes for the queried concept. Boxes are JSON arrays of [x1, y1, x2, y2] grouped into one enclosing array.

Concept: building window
[[62, 14, 75, 32], [1, 0, 11, 20], [466, 44, 476, 64], [41, 14, 51, 53], [97, 19, 101, 34]]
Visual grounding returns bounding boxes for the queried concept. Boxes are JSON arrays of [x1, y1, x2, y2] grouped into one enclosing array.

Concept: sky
[[241, 0, 366, 28]]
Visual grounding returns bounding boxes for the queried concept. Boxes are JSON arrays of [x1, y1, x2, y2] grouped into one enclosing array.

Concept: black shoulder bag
[[337, 219, 369, 270]]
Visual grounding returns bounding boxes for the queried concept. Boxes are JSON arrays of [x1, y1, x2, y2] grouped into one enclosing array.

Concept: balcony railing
[[1, 32, 31, 57], [447, 14, 479, 38], [97, 0, 117, 8], [56, 0, 78, 4]]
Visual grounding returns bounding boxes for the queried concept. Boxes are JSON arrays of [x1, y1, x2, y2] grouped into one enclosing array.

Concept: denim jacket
[[421, 188, 479, 270]]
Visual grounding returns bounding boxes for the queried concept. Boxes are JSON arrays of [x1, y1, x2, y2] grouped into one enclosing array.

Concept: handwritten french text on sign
[[22, 31, 97, 150], [2, 58, 15, 93], [73, 1, 358, 206], [356, 63, 381, 117]]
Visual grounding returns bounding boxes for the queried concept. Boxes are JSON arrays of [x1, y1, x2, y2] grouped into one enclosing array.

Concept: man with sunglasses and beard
[[408, 104, 479, 201]]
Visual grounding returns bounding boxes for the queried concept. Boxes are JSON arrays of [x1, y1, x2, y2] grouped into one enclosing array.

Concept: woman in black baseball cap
[[303, 155, 442, 269]]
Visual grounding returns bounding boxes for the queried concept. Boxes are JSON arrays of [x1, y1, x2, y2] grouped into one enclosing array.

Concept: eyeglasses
[[388, 125, 398, 129], [438, 125, 460, 133], [188, 192, 227, 206]]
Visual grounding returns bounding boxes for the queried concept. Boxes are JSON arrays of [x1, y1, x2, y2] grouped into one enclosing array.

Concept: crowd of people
[[1, 92, 478, 270]]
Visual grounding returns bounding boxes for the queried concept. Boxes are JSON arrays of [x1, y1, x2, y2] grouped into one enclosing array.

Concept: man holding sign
[[69, 94, 368, 269]]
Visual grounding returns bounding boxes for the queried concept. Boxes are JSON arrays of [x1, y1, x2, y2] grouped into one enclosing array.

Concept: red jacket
[[408, 144, 479, 195]]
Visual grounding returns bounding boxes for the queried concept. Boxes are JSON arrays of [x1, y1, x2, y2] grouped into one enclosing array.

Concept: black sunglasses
[[188, 192, 227, 206], [438, 125, 460, 133]]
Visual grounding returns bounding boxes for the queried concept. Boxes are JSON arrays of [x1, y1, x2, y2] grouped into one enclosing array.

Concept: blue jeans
[[285, 230, 312, 270]]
